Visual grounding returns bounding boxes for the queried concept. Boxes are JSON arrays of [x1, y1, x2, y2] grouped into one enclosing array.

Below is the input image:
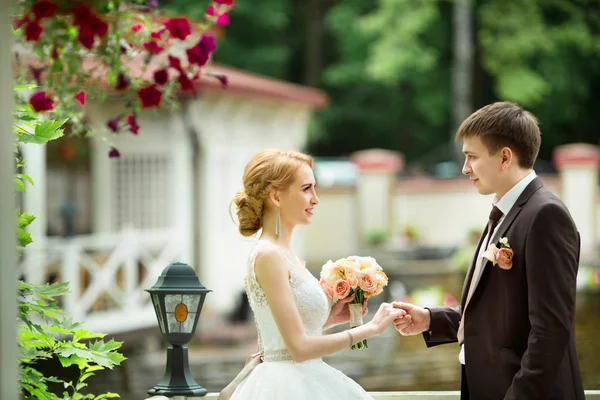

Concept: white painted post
[[553, 143, 600, 256], [350, 149, 404, 246], [21, 142, 48, 284], [91, 136, 113, 233], [0, 0, 19, 398], [170, 111, 194, 266]]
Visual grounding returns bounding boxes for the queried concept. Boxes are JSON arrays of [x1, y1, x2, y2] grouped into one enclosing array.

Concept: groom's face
[[461, 136, 503, 196]]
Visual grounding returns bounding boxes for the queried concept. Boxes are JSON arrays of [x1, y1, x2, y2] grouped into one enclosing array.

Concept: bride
[[226, 149, 408, 399]]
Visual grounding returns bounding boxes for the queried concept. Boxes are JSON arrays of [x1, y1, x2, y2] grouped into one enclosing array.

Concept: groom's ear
[[500, 147, 513, 170]]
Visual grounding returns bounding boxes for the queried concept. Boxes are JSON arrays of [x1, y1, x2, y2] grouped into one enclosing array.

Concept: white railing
[[147, 391, 600, 400], [20, 227, 185, 335]]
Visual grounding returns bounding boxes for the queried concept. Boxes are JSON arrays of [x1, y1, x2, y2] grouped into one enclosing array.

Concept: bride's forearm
[[287, 323, 376, 363], [322, 321, 343, 332]]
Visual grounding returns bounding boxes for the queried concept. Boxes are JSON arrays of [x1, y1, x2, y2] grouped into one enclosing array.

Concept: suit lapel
[[460, 224, 489, 307], [463, 177, 544, 306]]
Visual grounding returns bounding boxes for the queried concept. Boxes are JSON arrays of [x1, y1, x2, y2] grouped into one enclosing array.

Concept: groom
[[392, 102, 584, 399]]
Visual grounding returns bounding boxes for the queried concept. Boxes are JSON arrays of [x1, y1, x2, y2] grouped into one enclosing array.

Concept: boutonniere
[[483, 237, 514, 270]]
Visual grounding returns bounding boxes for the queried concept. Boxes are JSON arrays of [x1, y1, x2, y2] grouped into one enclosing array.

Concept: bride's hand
[[323, 294, 367, 330], [367, 302, 406, 335]]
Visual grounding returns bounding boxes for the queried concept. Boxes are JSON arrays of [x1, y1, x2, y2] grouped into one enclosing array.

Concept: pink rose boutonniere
[[483, 237, 514, 270]]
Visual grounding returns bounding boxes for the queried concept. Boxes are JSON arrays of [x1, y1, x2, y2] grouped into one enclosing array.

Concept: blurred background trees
[[162, 0, 600, 174]]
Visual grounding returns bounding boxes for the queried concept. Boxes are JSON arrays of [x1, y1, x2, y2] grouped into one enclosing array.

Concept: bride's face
[[279, 163, 319, 226]]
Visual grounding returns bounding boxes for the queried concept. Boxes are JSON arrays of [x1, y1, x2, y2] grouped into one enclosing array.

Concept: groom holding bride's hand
[[391, 102, 584, 400]]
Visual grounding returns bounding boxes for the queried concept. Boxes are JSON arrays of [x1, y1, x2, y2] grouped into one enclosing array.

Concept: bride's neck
[[260, 224, 295, 251]]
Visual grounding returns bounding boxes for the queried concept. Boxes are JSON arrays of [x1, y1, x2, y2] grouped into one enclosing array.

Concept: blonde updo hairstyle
[[231, 149, 314, 237]]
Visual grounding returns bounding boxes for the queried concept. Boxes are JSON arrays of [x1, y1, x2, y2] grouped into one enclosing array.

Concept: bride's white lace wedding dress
[[229, 240, 373, 399]]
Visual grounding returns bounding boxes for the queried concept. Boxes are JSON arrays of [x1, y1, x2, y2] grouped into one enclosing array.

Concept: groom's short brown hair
[[455, 101, 541, 168]]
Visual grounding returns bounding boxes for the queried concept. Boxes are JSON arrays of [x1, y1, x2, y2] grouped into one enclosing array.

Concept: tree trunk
[[451, 0, 474, 163], [0, 0, 19, 398], [303, 0, 324, 87]]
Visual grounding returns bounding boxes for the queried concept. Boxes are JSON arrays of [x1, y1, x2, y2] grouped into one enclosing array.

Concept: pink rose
[[319, 278, 334, 300], [496, 248, 514, 270], [333, 279, 351, 301], [358, 273, 378, 293]]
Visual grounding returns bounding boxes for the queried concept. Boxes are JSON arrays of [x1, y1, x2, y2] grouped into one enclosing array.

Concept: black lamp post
[[146, 262, 212, 397]]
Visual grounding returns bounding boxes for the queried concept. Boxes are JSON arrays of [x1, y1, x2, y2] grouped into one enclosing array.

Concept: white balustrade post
[[123, 227, 139, 307], [170, 111, 194, 266], [553, 143, 600, 256], [350, 149, 404, 246], [62, 242, 81, 319], [21, 142, 48, 284]]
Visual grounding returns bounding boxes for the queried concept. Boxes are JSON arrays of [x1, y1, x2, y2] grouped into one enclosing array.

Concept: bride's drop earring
[[275, 208, 281, 237]]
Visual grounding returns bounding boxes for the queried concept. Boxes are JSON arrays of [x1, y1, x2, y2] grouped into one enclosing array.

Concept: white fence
[[20, 228, 185, 335]]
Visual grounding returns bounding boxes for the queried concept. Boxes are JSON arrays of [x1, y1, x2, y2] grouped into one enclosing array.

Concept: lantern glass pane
[[166, 313, 181, 333], [165, 294, 183, 312], [183, 294, 200, 312], [181, 312, 196, 333], [152, 294, 166, 333]]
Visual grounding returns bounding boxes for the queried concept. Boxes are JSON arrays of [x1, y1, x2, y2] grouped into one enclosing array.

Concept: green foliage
[[365, 229, 388, 247], [18, 282, 125, 400]]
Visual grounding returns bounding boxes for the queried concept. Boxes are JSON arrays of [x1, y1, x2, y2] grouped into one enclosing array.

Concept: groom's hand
[[391, 302, 430, 336]]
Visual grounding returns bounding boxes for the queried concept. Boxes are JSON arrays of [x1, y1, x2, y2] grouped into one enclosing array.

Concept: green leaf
[[17, 119, 66, 144], [16, 173, 34, 186], [18, 229, 33, 247], [94, 393, 120, 399], [55, 339, 126, 369], [15, 177, 25, 192], [18, 211, 36, 229], [73, 329, 105, 344]]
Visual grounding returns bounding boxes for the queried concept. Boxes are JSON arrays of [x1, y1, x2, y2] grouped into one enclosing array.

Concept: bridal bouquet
[[319, 256, 388, 349]]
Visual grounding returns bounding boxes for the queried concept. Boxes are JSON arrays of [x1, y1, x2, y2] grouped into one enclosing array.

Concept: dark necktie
[[483, 206, 504, 250]]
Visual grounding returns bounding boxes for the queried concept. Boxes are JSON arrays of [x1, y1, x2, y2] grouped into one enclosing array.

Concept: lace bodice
[[244, 240, 331, 361]]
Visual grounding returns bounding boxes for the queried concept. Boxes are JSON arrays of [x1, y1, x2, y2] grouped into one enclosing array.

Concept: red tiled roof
[[17, 51, 329, 109]]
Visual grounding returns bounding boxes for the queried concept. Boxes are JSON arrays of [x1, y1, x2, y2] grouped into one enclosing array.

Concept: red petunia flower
[[154, 69, 169, 85], [127, 115, 140, 135], [29, 91, 54, 112], [78, 25, 95, 49], [116, 73, 130, 90], [75, 91, 86, 105], [213, 74, 228, 88], [185, 34, 215, 66], [143, 41, 165, 55], [25, 21, 43, 42], [137, 84, 162, 108], [108, 147, 120, 158], [32, 0, 59, 20], [106, 117, 120, 132], [168, 55, 183, 72], [178, 73, 195, 92], [164, 17, 191, 40]]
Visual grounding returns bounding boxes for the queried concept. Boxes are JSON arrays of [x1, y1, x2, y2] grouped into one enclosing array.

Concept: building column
[[0, 0, 19, 397], [350, 149, 404, 246], [553, 143, 600, 256]]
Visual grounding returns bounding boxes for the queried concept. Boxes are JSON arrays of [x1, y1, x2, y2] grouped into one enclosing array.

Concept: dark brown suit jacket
[[423, 178, 584, 400]]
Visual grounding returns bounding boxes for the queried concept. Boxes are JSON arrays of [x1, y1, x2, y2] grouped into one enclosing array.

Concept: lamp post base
[[147, 345, 208, 397]]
